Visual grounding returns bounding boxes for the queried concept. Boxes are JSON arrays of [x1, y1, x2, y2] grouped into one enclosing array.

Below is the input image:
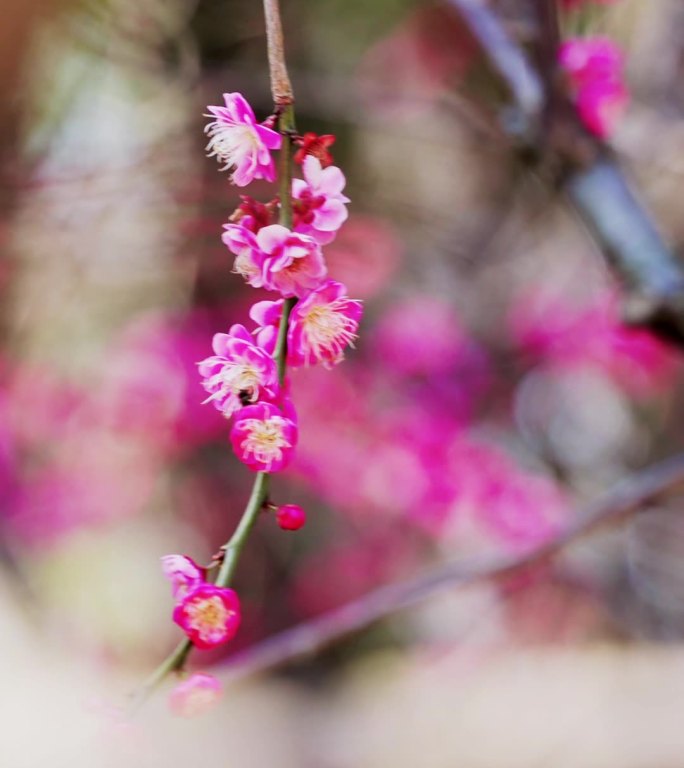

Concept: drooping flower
[[288, 280, 362, 368], [230, 401, 298, 472], [173, 583, 241, 650], [275, 504, 306, 531], [221, 223, 262, 288], [198, 324, 278, 418], [293, 156, 350, 245], [161, 555, 205, 601], [559, 37, 628, 138], [169, 673, 222, 718], [205, 92, 282, 186], [257, 225, 327, 298], [294, 132, 336, 167]]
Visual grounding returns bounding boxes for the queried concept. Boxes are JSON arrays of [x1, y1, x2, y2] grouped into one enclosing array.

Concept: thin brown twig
[[263, 0, 293, 105], [217, 453, 684, 682]]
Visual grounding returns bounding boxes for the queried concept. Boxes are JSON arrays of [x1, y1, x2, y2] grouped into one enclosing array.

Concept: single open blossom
[[161, 555, 205, 601], [173, 583, 241, 650], [288, 280, 362, 367], [230, 401, 298, 472], [257, 224, 327, 298], [205, 92, 282, 186], [294, 132, 336, 167], [169, 673, 223, 718], [198, 324, 278, 417], [276, 504, 307, 531], [559, 37, 628, 138], [293, 156, 350, 245]]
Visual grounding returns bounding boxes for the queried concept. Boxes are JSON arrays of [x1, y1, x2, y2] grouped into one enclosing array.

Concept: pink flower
[[173, 583, 241, 649], [222, 224, 327, 297], [197, 324, 278, 417], [559, 38, 623, 87], [204, 92, 282, 186], [293, 156, 350, 245], [576, 79, 629, 138], [288, 280, 363, 368], [161, 555, 205, 600], [275, 504, 306, 531], [257, 225, 327, 298], [222, 223, 263, 288], [230, 401, 298, 473], [559, 37, 629, 138], [169, 673, 222, 718]]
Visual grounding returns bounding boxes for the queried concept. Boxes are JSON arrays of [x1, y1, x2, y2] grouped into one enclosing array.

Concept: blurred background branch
[[445, 0, 684, 347], [219, 452, 684, 682]]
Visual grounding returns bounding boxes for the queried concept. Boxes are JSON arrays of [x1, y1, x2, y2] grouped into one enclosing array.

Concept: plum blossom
[[198, 324, 278, 417], [205, 92, 282, 186], [293, 156, 350, 245], [257, 224, 327, 297], [173, 583, 241, 649], [222, 223, 326, 298], [222, 223, 263, 287], [249, 282, 362, 368], [559, 37, 629, 138], [276, 503, 306, 531], [230, 401, 298, 472], [169, 673, 222, 718], [288, 280, 362, 367], [161, 555, 205, 600]]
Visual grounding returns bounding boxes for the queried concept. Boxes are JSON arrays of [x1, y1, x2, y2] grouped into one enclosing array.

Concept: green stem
[[215, 472, 270, 587]]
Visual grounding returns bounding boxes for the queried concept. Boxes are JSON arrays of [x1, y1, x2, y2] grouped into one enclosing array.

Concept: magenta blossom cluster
[[162, 555, 241, 649], [166, 93, 363, 657], [199, 92, 363, 477], [559, 36, 629, 138]]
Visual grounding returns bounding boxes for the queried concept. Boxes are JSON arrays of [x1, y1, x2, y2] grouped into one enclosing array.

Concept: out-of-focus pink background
[[2, 0, 684, 764]]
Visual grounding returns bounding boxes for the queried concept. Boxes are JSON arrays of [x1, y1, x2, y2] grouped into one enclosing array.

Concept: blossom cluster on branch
[[161, 91, 362, 667]]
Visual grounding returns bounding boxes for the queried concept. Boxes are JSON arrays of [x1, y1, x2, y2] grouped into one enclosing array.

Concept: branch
[[565, 158, 684, 345], [217, 453, 684, 682], [263, 0, 293, 106], [131, 0, 297, 711], [445, 0, 544, 142], [444, 0, 684, 348]]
